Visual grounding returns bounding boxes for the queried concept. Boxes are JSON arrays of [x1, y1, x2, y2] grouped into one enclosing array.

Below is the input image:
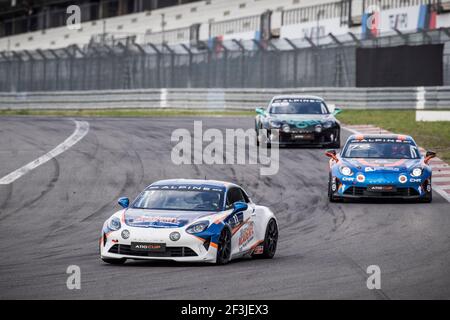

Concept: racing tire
[[420, 180, 433, 203], [102, 257, 126, 265], [328, 175, 341, 202], [216, 228, 232, 265], [253, 219, 278, 259], [329, 130, 341, 149]]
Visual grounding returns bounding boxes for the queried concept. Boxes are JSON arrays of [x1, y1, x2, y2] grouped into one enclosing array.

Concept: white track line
[[0, 120, 89, 185]]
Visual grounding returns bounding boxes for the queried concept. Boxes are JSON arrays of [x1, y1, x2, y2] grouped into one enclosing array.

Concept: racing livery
[[326, 134, 436, 202], [100, 179, 278, 265], [255, 95, 341, 147]]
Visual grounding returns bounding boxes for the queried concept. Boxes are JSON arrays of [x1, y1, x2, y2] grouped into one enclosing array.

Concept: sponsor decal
[[410, 178, 422, 183], [365, 167, 375, 172], [342, 176, 354, 182], [238, 222, 255, 251], [253, 245, 264, 255], [399, 175, 408, 183], [132, 216, 178, 224], [131, 242, 166, 252], [349, 138, 413, 144], [368, 185, 396, 192], [148, 185, 224, 192]]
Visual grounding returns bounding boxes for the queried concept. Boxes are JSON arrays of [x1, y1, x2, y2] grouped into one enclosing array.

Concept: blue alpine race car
[[325, 134, 436, 202]]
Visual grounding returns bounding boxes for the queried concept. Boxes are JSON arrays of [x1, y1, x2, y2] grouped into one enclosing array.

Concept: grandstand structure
[[0, 0, 449, 91], [1, 0, 449, 51]]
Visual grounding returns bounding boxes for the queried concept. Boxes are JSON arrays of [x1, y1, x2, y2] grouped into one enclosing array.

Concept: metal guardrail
[[1, 87, 449, 110]]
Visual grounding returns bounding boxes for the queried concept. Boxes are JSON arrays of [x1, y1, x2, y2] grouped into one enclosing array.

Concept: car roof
[[271, 95, 324, 101], [148, 179, 237, 190], [348, 134, 415, 142]]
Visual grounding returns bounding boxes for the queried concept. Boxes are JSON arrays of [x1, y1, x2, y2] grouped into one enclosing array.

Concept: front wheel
[[253, 219, 278, 259], [420, 179, 433, 203], [216, 228, 232, 265], [329, 130, 341, 149], [328, 175, 340, 202]]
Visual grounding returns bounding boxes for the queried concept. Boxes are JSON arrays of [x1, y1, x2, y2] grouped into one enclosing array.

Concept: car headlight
[[269, 119, 281, 128], [281, 123, 290, 133], [108, 217, 121, 231], [323, 121, 334, 129], [186, 221, 209, 234], [339, 166, 353, 176], [411, 168, 423, 177]]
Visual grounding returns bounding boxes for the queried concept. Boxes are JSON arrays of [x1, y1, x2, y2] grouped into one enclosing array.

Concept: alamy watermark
[[171, 121, 279, 176], [366, 265, 381, 290], [66, 265, 81, 290], [66, 5, 81, 30]]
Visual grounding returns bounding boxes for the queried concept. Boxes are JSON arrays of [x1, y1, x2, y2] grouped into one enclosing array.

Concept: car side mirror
[[425, 150, 436, 164], [118, 197, 129, 208], [255, 107, 266, 116], [325, 149, 338, 161], [333, 107, 342, 116], [232, 201, 248, 213]]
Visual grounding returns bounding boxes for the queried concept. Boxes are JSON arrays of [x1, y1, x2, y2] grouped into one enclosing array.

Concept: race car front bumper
[[268, 128, 339, 146], [100, 226, 218, 263], [331, 175, 431, 200]]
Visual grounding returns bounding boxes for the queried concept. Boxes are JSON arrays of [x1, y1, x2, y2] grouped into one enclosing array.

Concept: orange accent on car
[[356, 159, 380, 167], [232, 218, 250, 235], [250, 240, 264, 250], [193, 235, 205, 243], [384, 159, 407, 167], [210, 242, 218, 249]]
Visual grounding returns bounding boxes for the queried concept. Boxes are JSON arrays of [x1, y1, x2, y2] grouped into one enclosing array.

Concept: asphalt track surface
[[0, 116, 449, 300]]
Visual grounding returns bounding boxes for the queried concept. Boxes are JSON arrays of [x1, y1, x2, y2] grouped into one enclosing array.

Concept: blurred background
[[0, 0, 449, 91]]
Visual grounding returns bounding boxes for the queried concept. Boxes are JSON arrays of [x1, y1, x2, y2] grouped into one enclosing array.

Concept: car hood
[[269, 114, 334, 122], [124, 208, 219, 228], [341, 158, 420, 172], [268, 114, 336, 128]]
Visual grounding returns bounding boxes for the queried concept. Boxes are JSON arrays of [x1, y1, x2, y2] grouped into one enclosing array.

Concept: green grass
[[0, 108, 254, 117], [337, 110, 450, 163]]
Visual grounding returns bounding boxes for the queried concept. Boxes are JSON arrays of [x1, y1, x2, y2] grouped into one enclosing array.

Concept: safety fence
[[0, 28, 449, 92]]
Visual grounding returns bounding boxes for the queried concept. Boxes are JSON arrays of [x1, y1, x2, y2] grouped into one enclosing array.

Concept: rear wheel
[[253, 219, 278, 259], [101, 258, 126, 265], [216, 228, 232, 265]]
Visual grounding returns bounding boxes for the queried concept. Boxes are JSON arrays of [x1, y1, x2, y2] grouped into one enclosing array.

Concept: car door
[[225, 187, 255, 256]]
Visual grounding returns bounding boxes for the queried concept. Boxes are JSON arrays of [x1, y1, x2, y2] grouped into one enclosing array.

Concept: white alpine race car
[[100, 179, 278, 265]]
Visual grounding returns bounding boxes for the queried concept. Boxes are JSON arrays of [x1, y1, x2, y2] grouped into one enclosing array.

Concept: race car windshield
[[132, 190, 224, 212], [343, 142, 420, 159], [269, 99, 329, 114]]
